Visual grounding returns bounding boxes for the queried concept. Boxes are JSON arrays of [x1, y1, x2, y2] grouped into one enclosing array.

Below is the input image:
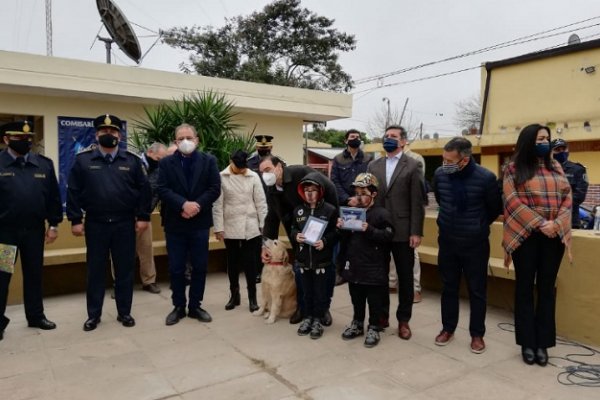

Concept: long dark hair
[[512, 124, 555, 185]]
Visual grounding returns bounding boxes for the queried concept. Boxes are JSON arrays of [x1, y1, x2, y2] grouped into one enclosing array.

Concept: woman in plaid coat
[[502, 124, 572, 367]]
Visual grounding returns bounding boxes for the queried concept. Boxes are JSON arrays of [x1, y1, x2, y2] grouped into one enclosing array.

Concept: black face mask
[[257, 148, 271, 157], [347, 138, 361, 149], [98, 134, 119, 148], [8, 139, 33, 155], [146, 156, 159, 171]]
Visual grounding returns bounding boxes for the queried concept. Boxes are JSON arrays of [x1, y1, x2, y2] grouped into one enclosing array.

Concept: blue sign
[[57, 116, 127, 208]]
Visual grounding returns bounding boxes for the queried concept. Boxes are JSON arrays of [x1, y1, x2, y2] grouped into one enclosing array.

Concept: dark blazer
[[157, 150, 221, 233], [367, 153, 425, 241]]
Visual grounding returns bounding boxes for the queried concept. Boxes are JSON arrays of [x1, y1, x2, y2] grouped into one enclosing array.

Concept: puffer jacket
[[339, 206, 394, 286], [433, 158, 502, 244], [290, 172, 338, 270]]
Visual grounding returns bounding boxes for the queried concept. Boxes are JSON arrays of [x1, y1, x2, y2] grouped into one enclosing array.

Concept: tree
[[307, 128, 370, 148], [131, 91, 255, 170], [367, 102, 419, 140], [161, 0, 356, 92], [454, 94, 482, 133]]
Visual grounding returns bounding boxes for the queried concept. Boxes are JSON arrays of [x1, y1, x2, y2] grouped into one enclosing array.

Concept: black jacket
[[67, 148, 151, 225], [433, 158, 502, 243], [0, 150, 63, 229], [157, 150, 221, 233], [560, 159, 588, 227], [262, 165, 338, 244], [339, 206, 394, 286], [330, 149, 372, 205]]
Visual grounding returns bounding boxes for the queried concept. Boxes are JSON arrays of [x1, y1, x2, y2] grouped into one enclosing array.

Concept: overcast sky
[[1, 0, 598, 137]]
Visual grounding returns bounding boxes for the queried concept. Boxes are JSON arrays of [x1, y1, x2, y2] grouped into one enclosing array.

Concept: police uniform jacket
[[262, 165, 338, 244], [0, 150, 62, 229], [157, 150, 221, 233], [561, 160, 588, 225], [66, 147, 152, 225]]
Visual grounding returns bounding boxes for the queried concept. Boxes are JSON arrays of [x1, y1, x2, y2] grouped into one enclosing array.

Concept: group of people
[[0, 117, 578, 366]]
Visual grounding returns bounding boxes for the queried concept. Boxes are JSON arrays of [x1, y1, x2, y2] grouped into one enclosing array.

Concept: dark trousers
[[349, 282, 387, 329], [512, 232, 564, 349], [0, 225, 46, 326], [85, 220, 136, 319], [224, 236, 260, 296], [301, 268, 328, 320], [294, 262, 335, 314], [166, 229, 209, 310], [383, 241, 415, 323], [438, 237, 489, 337]]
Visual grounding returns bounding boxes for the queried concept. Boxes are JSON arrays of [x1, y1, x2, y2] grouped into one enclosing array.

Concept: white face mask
[[262, 172, 277, 187], [177, 139, 196, 155]]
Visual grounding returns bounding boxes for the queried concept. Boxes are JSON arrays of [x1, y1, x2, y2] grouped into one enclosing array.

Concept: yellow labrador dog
[[253, 239, 297, 324]]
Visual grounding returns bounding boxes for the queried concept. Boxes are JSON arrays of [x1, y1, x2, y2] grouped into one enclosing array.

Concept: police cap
[[254, 135, 274, 148], [0, 120, 35, 136], [551, 138, 568, 150], [93, 114, 123, 132]]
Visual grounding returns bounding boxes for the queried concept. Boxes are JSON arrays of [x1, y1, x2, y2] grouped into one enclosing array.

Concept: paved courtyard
[[1, 272, 598, 400]]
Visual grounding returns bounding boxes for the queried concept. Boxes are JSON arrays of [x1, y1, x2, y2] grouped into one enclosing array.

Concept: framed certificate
[[339, 207, 366, 231], [0, 243, 18, 274], [301, 216, 327, 245]]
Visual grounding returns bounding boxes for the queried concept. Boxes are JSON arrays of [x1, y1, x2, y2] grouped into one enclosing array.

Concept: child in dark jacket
[[290, 173, 338, 339], [337, 173, 394, 348]]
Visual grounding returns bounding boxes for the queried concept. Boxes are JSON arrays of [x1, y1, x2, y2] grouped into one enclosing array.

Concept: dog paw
[[265, 318, 275, 324], [252, 310, 263, 317]]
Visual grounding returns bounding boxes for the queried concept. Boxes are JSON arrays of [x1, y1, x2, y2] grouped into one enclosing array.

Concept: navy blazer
[[157, 150, 221, 233]]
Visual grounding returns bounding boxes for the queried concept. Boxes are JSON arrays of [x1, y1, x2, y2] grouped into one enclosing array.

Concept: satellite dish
[[568, 34, 581, 46], [96, 0, 141, 64]]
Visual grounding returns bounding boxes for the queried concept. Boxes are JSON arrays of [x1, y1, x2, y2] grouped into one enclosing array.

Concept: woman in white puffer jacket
[[212, 150, 268, 312]]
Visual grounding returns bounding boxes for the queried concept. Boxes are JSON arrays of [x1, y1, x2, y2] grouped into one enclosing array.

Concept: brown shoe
[[398, 322, 412, 340], [413, 291, 422, 303], [435, 330, 454, 346], [470, 336, 486, 354]]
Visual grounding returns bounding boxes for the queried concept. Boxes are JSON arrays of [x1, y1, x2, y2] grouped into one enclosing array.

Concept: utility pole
[[45, 0, 53, 56], [382, 97, 390, 128], [399, 98, 409, 126]]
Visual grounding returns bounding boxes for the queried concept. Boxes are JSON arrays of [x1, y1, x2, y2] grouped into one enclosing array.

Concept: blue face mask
[[535, 143, 550, 157], [553, 151, 568, 163], [383, 138, 399, 153]]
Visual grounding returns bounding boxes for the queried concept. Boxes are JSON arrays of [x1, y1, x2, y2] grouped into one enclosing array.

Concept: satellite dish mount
[[95, 0, 141, 64]]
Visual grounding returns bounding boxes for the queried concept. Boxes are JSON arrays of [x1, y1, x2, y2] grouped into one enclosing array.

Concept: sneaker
[[364, 327, 380, 348], [309, 320, 324, 340], [435, 330, 454, 346], [142, 283, 161, 294], [297, 318, 312, 336], [470, 336, 486, 354], [341, 320, 364, 340]]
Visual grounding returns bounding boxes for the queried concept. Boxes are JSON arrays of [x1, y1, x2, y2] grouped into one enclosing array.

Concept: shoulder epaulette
[[76, 144, 96, 155]]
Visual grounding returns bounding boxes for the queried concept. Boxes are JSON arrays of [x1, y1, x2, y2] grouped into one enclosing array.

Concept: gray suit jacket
[[367, 154, 425, 242]]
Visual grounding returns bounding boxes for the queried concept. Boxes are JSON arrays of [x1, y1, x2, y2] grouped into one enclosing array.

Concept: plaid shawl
[[502, 160, 572, 265]]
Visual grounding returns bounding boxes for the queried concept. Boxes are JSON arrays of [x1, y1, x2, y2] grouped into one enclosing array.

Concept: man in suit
[[367, 125, 425, 340], [259, 155, 338, 324], [0, 120, 63, 340], [157, 123, 221, 326]]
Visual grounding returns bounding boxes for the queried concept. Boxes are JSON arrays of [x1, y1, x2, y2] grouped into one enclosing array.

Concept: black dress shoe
[[188, 307, 212, 322], [322, 310, 332, 327], [27, 317, 57, 330], [166, 307, 186, 326], [289, 308, 303, 324], [535, 348, 548, 366], [0, 330, 4, 341], [117, 314, 136, 327], [83, 317, 101, 332], [521, 347, 535, 365], [142, 283, 161, 294]]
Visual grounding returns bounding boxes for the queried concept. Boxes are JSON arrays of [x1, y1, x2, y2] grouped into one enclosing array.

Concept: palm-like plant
[[131, 91, 256, 169]]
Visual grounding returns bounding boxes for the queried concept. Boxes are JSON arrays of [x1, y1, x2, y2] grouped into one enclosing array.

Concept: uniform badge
[[298, 209, 304, 216]]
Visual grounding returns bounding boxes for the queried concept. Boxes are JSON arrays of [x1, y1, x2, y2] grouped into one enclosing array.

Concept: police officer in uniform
[[551, 138, 589, 228], [67, 114, 151, 332], [247, 135, 274, 172], [0, 120, 62, 340]]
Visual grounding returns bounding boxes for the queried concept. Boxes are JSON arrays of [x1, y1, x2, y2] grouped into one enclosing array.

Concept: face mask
[[8, 139, 33, 155], [98, 134, 118, 148], [178, 139, 196, 155], [347, 138, 361, 149], [262, 172, 277, 187], [535, 143, 550, 157], [442, 162, 461, 174], [553, 152, 568, 163], [382, 138, 399, 153], [257, 148, 271, 157], [146, 156, 159, 171]]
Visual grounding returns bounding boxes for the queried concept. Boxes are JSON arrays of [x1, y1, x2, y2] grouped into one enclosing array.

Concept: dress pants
[[166, 229, 209, 310], [0, 225, 46, 325], [512, 232, 564, 349], [85, 219, 136, 319], [383, 241, 415, 322], [224, 236, 260, 295], [135, 223, 157, 286], [349, 282, 387, 328], [438, 236, 489, 337]]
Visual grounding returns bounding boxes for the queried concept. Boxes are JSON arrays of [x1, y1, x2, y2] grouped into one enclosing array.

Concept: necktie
[[105, 154, 112, 164], [16, 156, 25, 168]]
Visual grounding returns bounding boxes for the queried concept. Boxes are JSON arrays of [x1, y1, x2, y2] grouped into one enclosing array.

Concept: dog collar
[[268, 262, 286, 266]]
